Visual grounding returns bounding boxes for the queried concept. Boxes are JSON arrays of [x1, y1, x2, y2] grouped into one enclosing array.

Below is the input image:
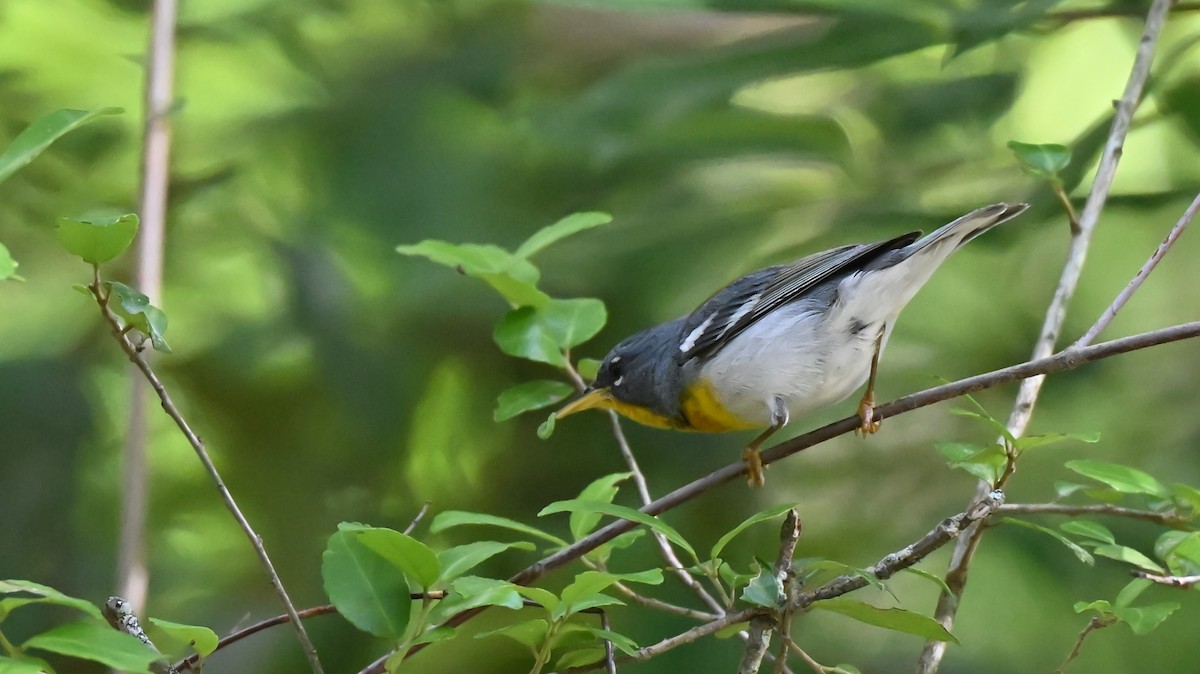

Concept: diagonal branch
[[918, 1, 1175, 670]]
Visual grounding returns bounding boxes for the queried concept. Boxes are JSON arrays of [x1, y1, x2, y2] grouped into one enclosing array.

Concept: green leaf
[[900, 567, 954, 597], [585, 528, 646, 566], [831, 666, 863, 674], [0, 108, 122, 185], [55, 213, 139, 265], [515, 585, 560, 613], [476, 618, 549, 653], [0, 579, 102, 621], [576, 358, 602, 382], [437, 541, 534, 583], [430, 576, 525, 621], [494, 299, 607, 366], [1091, 544, 1165, 573], [495, 380, 574, 422], [1054, 481, 1089, 500], [949, 405, 1015, 447], [146, 617, 218, 658], [1016, 431, 1100, 452], [0, 655, 54, 674], [339, 523, 441, 589], [1075, 599, 1180, 635], [413, 626, 457, 647], [1170, 483, 1200, 514], [935, 441, 1005, 484], [104, 282, 172, 353], [1156, 531, 1200, 575], [556, 648, 605, 668], [570, 472, 633, 541], [23, 622, 159, 672], [1007, 141, 1071, 181], [741, 567, 784, 608], [1060, 520, 1115, 545], [430, 510, 568, 547], [556, 569, 663, 619], [812, 599, 958, 643], [580, 626, 639, 656], [1115, 579, 1152, 609], [396, 240, 550, 307], [1002, 518, 1093, 565], [537, 414, 557, 439], [539, 499, 695, 559], [0, 243, 20, 282], [1066, 460, 1171, 499], [515, 212, 612, 259], [321, 528, 412, 639], [710, 504, 797, 561]]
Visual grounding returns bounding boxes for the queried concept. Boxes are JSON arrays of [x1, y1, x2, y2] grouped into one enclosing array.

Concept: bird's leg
[[857, 324, 886, 436], [744, 396, 788, 488]]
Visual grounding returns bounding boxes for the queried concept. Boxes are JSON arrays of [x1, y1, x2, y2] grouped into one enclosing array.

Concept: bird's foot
[[742, 446, 766, 488], [856, 390, 881, 436]]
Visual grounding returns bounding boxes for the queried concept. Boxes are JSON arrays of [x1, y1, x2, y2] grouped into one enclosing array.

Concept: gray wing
[[677, 231, 921, 362]]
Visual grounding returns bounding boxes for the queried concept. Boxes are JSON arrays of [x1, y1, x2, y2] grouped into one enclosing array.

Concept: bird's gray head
[[555, 319, 687, 428]]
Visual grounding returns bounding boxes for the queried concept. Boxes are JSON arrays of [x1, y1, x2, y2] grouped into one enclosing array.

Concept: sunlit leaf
[[0, 580, 102, 621], [55, 213, 139, 265], [556, 569, 662, 619], [514, 212, 612, 259], [494, 306, 568, 368], [494, 380, 574, 422], [1171, 483, 1200, 514], [430, 576, 525, 621], [437, 541, 534, 583], [710, 503, 796, 561], [396, 240, 549, 307], [0, 243, 20, 282], [321, 528, 412, 639], [430, 510, 568, 547], [1016, 431, 1100, 452], [576, 358, 602, 382], [1115, 579, 1152, 609], [1007, 141, 1071, 181], [1074, 599, 1180, 635], [339, 522, 441, 590], [515, 585, 560, 613], [1091, 544, 1165, 573], [537, 414, 557, 440], [570, 472, 632, 541], [539, 499, 695, 559], [581, 626, 640, 656], [935, 441, 1005, 484], [1066, 460, 1171, 499], [0, 108, 122, 185], [146, 618, 218, 659], [1060, 520, 1115, 545], [23, 623, 158, 672], [812, 599, 958, 643], [1002, 518, 1093, 565]]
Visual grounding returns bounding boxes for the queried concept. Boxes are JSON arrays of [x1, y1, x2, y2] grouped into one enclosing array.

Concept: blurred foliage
[[3, 0, 1200, 672]]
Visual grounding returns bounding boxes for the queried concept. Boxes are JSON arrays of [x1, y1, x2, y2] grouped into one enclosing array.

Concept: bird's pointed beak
[[556, 387, 612, 418]]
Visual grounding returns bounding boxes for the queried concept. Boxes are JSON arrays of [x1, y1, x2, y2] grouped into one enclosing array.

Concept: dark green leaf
[[146, 618, 218, 658], [494, 380, 574, 422], [23, 622, 158, 672], [1060, 520, 1115, 545], [1007, 140, 1071, 181], [555, 648, 605, 668], [570, 472, 632, 541], [0, 108, 122, 185], [812, 599, 958, 643], [437, 541, 533, 583], [0, 580, 102, 621], [710, 503, 797, 561], [321, 528, 412, 639], [581, 626, 639, 656], [514, 212, 612, 259], [1066, 460, 1171, 499], [430, 510, 568, 547], [1002, 518, 1093, 565], [1091, 544, 1164, 573], [340, 523, 441, 590], [741, 567, 783, 608], [539, 499, 695, 559], [55, 213, 139, 265], [475, 618, 548, 652], [0, 243, 20, 282]]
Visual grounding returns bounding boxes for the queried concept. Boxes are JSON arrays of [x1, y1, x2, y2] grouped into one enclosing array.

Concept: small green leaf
[[515, 586, 560, 614], [0, 243, 20, 282], [396, 240, 550, 307], [949, 406, 1015, 447], [935, 441, 1005, 484], [1066, 460, 1171, 499], [585, 528, 646, 566], [1016, 431, 1100, 452], [475, 618, 549, 652], [580, 626, 639, 656], [831, 666, 863, 674], [812, 599, 958, 643], [431, 576, 525, 621], [413, 626, 457, 646], [1115, 579, 1152, 609], [710, 504, 797, 561], [537, 414, 557, 439], [1091, 544, 1165, 573], [1156, 531, 1200, 575], [0, 655, 54, 674], [1074, 599, 1180, 635], [570, 472, 633, 541], [1054, 481, 1089, 500], [321, 528, 412, 639], [1060, 520, 1115, 545], [0, 579, 102, 621], [55, 213, 139, 265], [556, 648, 605, 668], [1171, 483, 1200, 514], [557, 570, 662, 619], [515, 212, 612, 259], [900, 567, 954, 597], [1003, 518, 1093, 565], [146, 617, 218, 658], [576, 358, 602, 382], [23, 622, 159, 672], [101, 282, 171, 351], [430, 510, 568, 547], [494, 299, 607, 366], [437, 541, 534, 583], [1007, 140, 1071, 181], [495, 380, 574, 422], [741, 567, 784, 608], [539, 499, 695, 559], [339, 523, 441, 589], [0, 108, 123, 185]]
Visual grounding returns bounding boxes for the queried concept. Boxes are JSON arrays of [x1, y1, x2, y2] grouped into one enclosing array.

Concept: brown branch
[[1055, 615, 1115, 673], [356, 320, 1200, 674], [1076, 191, 1200, 347], [919, 2, 1175, 670], [174, 605, 339, 673], [610, 581, 716, 620], [738, 510, 801, 674], [1131, 569, 1200, 588], [89, 276, 324, 674], [994, 503, 1191, 528]]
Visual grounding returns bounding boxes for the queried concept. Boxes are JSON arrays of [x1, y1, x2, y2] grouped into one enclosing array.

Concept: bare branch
[[738, 510, 802, 674], [90, 279, 324, 674], [995, 503, 1191, 528], [404, 501, 432, 536], [1055, 615, 1115, 673], [1131, 570, 1200, 588], [1076, 191, 1200, 347], [610, 581, 716, 620], [174, 605, 338, 674], [920, 2, 1175, 670]]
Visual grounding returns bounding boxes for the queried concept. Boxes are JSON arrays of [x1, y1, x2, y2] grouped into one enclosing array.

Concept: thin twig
[[995, 503, 1191, 528], [90, 277, 324, 674], [787, 642, 830, 674], [600, 611, 617, 674], [609, 581, 716, 620], [359, 320, 1200, 674], [404, 501, 432, 536], [1131, 570, 1200, 588], [919, 2, 1174, 670], [174, 605, 339, 673], [738, 510, 801, 674], [1076, 191, 1200, 347], [1055, 615, 1114, 673]]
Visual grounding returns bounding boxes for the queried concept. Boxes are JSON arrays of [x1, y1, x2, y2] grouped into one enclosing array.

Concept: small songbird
[[556, 203, 1030, 486]]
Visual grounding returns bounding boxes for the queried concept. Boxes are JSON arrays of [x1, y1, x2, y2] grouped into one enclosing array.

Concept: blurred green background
[[2, 0, 1200, 672]]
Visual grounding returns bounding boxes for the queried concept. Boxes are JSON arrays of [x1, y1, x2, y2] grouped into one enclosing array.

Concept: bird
[[555, 203, 1030, 487]]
